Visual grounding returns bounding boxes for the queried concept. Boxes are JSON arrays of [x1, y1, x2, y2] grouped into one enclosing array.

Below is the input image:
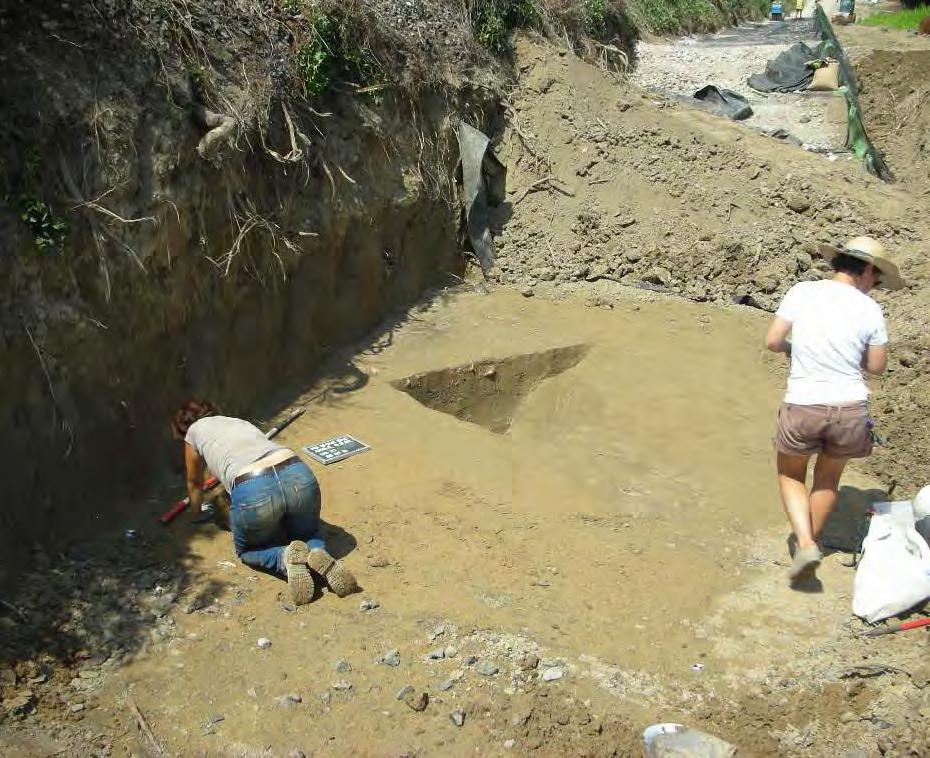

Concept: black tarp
[[691, 85, 754, 120], [747, 41, 825, 93], [457, 122, 506, 274]]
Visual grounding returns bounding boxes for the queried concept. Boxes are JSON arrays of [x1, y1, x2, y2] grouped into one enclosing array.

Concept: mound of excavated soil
[[496, 33, 930, 501], [854, 49, 930, 189]]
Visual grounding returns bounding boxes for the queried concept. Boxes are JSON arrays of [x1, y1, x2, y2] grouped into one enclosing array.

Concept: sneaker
[[283, 541, 313, 605], [788, 544, 822, 586], [307, 548, 358, 598]]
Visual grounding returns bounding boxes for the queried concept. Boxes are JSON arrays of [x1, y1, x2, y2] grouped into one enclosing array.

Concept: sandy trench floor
[[92, 288, 888, 756]]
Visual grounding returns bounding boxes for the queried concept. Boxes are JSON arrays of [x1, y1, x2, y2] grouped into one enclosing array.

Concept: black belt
[[233, 456, 301, 489]]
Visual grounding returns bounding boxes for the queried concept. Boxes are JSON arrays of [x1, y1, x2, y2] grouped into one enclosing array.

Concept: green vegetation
[[629, 0, 768, 33], [860, 5, 930, 30], [291, 4, 376, 96], [19, 197, 67, 253], [471, 0, 539, 54], [582, 0, 612, 34]]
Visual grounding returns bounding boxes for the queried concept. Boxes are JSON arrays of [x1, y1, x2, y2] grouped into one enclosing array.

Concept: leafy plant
[[583, 0, 612, 34], [19, 197, 67, 253], [472, 0, 539, 54], [295, 7, 376, 96]]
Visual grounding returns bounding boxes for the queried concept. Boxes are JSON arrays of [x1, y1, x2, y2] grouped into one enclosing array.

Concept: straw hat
[[817, 236, 905, 291]]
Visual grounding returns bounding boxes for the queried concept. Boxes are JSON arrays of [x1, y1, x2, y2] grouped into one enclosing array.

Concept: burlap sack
[[809, 61, 840, 90]]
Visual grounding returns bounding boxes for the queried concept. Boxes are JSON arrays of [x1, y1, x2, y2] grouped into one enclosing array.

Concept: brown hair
[[172, 399, 219, 438]]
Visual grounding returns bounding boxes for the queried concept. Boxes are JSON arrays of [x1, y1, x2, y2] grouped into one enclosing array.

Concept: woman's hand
[[184, 442, 207, 515]]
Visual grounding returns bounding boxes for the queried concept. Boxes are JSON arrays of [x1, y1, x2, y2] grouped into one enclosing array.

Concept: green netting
[[814, 5, 892, 181]]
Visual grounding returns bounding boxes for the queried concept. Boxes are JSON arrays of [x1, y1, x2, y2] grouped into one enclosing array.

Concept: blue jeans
[[230, 460, 326, 577]]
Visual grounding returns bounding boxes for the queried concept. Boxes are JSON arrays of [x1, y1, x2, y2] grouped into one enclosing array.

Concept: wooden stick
[[127, 693, 164, 756]]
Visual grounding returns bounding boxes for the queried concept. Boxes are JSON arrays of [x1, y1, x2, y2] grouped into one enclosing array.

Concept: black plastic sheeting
[[456, 122, 506, 274], [747, 41, 825, 93], [691, 85, 754, 121]]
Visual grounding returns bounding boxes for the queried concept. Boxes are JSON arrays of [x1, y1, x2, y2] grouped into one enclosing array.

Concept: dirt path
[[630, 19, 848, 153], [4, 25, 930, 758]]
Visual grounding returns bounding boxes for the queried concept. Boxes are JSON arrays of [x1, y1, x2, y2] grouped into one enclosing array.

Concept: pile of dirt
[[494, 33, 930, 498], [854, 48, 930, 188]]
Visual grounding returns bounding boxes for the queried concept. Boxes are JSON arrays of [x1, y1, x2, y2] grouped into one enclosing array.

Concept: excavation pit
[[391, 344, 590, 434]]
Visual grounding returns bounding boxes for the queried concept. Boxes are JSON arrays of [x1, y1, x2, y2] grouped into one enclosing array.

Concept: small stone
[[2, 693, 35, 717], [331, 681, 352, 692], [443, 645, 458, 659], [28, 674, 48, 685], [643, 267, 672, 288], [69, 703, 86, 713], [359, 599, 380, 612], [403, 690, 429, 712], [427, 648, 446, 660], [520, 287, 535, 298], [504, 739, 516, 749], [288, 750, 307, 758], [257, 637, 272, 649], [368, 555, 391, 568], [786, 194, 811, 214], [450, 709, 466, 727], [799, 115, 811, 124], [277, 693, 302, 708], [184, 597, 209, 614], [320, 690, 332, 706], [396, 685, 415, 701], [380, 649, 401, 667], [427, 625, 446, 641], [519, 653, 540, 671], [477, 661, 499, 677], [542, 668, 564, 682], [336, 660, 352, 673]]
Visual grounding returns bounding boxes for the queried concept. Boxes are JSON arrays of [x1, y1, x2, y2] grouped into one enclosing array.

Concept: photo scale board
[[303, 435, 371, 465]]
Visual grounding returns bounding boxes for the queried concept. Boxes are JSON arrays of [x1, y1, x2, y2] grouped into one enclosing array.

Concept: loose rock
[[403, 690, 429, 712], [477, 661, 500, 677], [450, 708, 466, 727], [359, 599, 380, 611], [380, 649, 401, 667], [542, 668, 564, 682], [257, 637, 272, 649]]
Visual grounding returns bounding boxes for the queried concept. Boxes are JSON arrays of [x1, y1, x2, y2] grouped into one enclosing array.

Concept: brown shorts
[[774, 402, 873, 459]]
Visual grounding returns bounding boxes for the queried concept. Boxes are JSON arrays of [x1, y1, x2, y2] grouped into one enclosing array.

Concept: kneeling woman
[[172, 400, 357, 605]]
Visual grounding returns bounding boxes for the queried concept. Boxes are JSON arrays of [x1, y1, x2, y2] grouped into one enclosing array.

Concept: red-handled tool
[[159, 407, 306, 525], [861, 617, 930, 637], [159, 476, 220, 525]]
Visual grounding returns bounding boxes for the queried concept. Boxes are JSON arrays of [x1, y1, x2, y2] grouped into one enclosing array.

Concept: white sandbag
[[853, 501, 930, 624]]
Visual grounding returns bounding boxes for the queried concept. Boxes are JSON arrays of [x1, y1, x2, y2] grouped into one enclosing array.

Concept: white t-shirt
[[186, 416, 284, 491], [776, 280, 887, 406]]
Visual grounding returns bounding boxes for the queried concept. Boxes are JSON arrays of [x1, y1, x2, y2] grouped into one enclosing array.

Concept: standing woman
[[172, 400, 357, 605], [765, 237, 902, 587]]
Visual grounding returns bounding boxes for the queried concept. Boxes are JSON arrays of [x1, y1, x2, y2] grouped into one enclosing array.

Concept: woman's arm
[[765, 316, 793, 355], [861, 344, 887, 376], [184, 442, 207, 514]]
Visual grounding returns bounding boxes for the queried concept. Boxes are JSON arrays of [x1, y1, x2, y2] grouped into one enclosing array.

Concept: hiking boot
[[307, 548, 358, 598], [283, 541, 313, 605], [788, 544, 822, 586]]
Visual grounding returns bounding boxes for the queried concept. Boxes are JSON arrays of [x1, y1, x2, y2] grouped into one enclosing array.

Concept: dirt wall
[[0, 1, 501, 586]]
